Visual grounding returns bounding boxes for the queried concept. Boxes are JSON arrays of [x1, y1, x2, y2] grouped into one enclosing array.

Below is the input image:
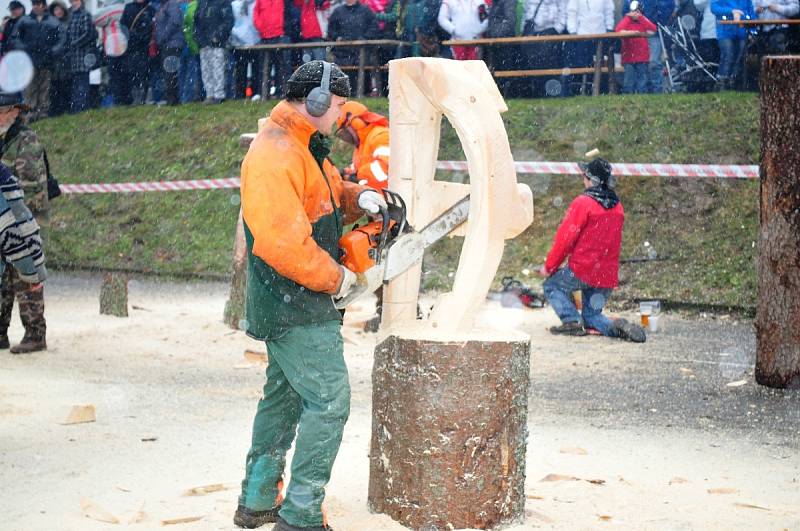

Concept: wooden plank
[[493, 66, 623, 77], [237, 39, 409, 51], [443, 31, 649, 46]]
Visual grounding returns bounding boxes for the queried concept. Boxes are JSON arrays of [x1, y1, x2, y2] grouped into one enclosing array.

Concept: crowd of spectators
[[1, 0, 798, 117]]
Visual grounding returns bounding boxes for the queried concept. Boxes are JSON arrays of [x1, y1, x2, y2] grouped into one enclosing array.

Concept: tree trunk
[[223, 210, 247, 330], [756, 56, 800, 389], [99, 273, 128, 317], [368, 333, 530, 530]]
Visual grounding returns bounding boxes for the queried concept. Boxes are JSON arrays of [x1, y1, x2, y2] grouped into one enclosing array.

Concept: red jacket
[[614, 14, 657, 64], [295, 0, 327, 39], [254, 0, 285, 39], [544, 194, 625, 289]]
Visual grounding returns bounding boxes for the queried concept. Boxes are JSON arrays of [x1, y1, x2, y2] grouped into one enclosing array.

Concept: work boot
[[549, 321, 587, 336], [233, 505, 281, 529], [273, 517, 334, 531], [611, 318, 647, 343], [0, 334, 9, 349], [10, 333, 46, 354]]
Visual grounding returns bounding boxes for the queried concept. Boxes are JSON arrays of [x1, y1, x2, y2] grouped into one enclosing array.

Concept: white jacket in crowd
[[566, 0, 615, 34], [693, 0, 717, 39], [753, 0, 799, 31], [524, 0, 567, 32], [230, 0, 261, 47], [438, 0, 489, 40]]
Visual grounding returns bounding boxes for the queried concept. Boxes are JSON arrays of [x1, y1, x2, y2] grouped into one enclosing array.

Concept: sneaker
[[273, 517, 333, 531], [10, 335, 46, 354], [549, 321, 586, 336], [233, 505, 281, 529], [611, 318, 646, 343]]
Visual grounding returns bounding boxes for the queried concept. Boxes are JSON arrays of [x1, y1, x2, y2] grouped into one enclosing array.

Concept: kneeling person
[[538, 157, 646, 343]]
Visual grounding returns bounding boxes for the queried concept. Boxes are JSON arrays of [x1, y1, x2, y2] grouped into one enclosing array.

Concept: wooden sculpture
[[382, 58, 533, 332], [369, 58, 534, 531]]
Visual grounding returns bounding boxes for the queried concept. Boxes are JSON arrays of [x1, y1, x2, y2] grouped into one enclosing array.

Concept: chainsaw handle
[[375, 203, 390, 265]]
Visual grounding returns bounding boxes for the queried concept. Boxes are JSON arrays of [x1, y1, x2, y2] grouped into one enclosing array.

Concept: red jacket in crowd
[[544, 195, 625, 289], [254, 0, 285, 39], [296, 0, 327, 40], [614, 14, 657, 63]]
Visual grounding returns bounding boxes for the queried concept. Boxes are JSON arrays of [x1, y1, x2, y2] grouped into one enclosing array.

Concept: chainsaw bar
[[334, 195, 470, 310]]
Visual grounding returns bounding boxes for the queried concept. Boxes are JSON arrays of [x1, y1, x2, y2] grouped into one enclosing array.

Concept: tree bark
[[223, 210, 247, 330], [368, 333, 530, 530], [756, 56, 800, 389], [99, 273, 128, 317]]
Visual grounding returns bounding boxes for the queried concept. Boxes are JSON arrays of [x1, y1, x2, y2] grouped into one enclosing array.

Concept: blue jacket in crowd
[[711, 0, 756, 39], [623, 0, 676, 26]]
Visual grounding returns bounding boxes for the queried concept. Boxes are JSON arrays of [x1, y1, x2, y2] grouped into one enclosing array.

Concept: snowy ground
[[1, 272, 798, 531]]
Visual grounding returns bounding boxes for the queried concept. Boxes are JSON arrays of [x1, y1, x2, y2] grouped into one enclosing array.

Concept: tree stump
[[223, 210, 247, 329], [99, 273, 128, 317], [368, 327, 531, 530], [756, 55, 800, 389]]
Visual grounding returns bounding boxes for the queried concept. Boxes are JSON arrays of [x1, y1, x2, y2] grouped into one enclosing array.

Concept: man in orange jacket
[[234, 60, 386, 531], [335, 100, 390, 190]]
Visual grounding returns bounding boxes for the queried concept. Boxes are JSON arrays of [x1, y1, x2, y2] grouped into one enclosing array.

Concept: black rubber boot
[[273, 516, 334, 531], [10, 333, 46, 354], [612, 318, 647, 343], [549, 321, 587, 336], [233, 505, 281, 529]]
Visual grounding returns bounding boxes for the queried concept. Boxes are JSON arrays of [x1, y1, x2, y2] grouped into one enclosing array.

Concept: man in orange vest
[[335, 101, 390, 190]]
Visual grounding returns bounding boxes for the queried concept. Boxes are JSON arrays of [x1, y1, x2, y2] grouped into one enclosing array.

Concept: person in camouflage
[[0, 93, 49, 354]]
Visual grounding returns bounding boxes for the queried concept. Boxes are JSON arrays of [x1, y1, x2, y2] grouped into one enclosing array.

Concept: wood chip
[[161, 515, 204, 525], [115, 485, 131, 493], [62, 405, 96, 425], [598, 515, 613, 521], [539, 473, 579, 482], [526, 494, 545, 500], [243, 349, 267, 364], [80, 498, 119, 524], [128, 505, 148, 524], [669, 477, 689, 485], [182, 483, 228, 496], [586, 478, 606, 485], [679, 367, 693, 374], [559, 447, 588, 455], [726, 379, 748, 387], [734, 502, 770, 511], [708, 488, 739, 495]]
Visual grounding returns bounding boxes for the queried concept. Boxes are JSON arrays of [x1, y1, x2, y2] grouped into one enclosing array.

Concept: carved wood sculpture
[[383, 58, 533, 332], [369, 58, 534, 530]]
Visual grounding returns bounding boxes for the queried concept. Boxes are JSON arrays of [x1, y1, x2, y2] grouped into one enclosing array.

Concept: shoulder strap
[[531, 0, 547, 25]]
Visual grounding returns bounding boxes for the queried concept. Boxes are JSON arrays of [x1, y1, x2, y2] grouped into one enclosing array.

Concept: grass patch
[[36, 93, 760, 306]]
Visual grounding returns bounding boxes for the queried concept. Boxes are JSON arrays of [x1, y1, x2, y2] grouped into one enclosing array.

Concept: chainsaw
[[335, 190, 471, 309]]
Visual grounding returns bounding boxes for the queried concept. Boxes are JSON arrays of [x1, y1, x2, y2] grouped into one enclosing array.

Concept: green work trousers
[[238, 320, 350, 527]]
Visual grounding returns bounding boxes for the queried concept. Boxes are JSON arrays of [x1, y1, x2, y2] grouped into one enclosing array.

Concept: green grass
[[36, 93, 760, 307]]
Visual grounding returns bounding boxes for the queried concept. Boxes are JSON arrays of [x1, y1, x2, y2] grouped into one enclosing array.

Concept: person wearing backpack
[[194, 0, 233, 103]]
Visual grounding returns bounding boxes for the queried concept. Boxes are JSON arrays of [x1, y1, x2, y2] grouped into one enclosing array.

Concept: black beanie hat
[[285, 60, 351, 100], [579, 158, 616, 188], [9, 1, 25, 10]]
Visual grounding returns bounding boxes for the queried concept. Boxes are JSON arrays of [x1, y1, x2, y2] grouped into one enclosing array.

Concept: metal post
[[260, 49, 271, 100], [593, 39, 603, 96]]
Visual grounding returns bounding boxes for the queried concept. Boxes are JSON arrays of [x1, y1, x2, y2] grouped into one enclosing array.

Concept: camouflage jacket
[[0, 121, 49, 218]]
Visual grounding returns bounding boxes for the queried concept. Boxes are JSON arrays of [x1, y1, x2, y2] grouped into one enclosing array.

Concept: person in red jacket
[[614, 1, 658, 94], [538, 158, 646, 342], [253, 0, 295, 96]]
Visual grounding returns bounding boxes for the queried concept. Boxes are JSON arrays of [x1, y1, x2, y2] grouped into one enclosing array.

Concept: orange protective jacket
[[240, 101, 366, 339], [350, 123, 390, 190]]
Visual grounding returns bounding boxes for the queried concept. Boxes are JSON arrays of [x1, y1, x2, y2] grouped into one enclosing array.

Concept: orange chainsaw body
[[339, 219, 396, 273]]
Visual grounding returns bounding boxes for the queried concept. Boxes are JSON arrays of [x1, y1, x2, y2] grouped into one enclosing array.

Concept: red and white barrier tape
[[60, 178, 241, 195], [435, 161, 760, 179], [59, 162, 759, 195]]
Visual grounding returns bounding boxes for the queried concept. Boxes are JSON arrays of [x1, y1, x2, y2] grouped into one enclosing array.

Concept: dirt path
[[0, 273, 798, 530]]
